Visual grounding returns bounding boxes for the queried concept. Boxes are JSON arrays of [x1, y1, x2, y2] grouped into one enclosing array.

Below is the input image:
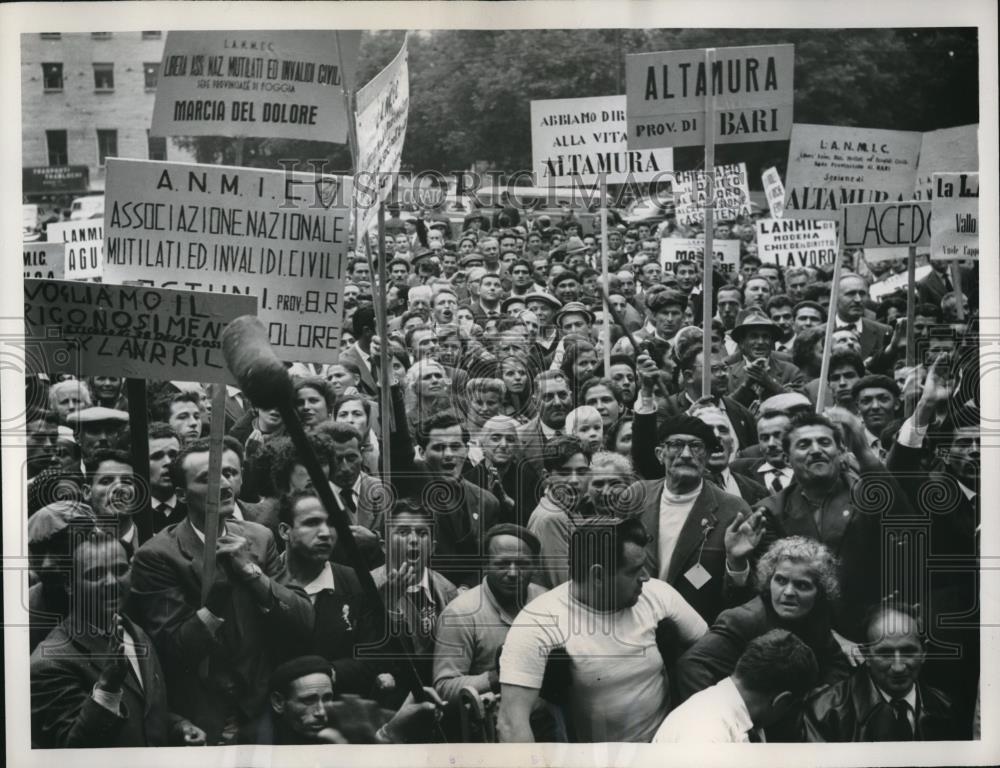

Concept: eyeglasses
[[662, 439, 706, 455]]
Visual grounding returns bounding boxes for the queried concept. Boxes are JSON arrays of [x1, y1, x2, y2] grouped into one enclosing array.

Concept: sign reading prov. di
[[102, 158, 353, 363], [626, 44, 794, 149], [531, 95, 673, 185], [151, 31, 361, 142], [24, 280, 256, 383]]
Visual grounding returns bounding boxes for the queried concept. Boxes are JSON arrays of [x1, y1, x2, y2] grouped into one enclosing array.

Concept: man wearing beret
[[626, 363, 762, 624]]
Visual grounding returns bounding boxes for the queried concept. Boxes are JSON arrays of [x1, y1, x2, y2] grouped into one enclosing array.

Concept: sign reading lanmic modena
[[626, 44, 794, 149], [531, 95, 673, 184], [151, 30, 361, 141]]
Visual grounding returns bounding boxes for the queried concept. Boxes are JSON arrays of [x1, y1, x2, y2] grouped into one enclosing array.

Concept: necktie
[[770, 471, 784, 493], [120, 536, 135, 561], [943, 271, 953, 292], [155, 502, 170, 518], [890, 699, 914, 741], [340, 487, 357, 522]]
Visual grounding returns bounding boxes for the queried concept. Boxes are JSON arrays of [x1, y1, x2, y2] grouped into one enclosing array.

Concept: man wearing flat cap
[[65, 406, 129, 458], [624, 412, 761, 624], [727, 311, 808, 408]]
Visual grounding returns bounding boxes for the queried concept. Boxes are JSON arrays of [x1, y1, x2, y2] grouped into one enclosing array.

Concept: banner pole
[[200, 384, 228, 604], [701, 48, 716, 398], [905, 247, 917, 370], [126, 378, 152, 543], [600, 174, 611, 374], [816, 221, 846, 414], [949, 261, 965, 322]]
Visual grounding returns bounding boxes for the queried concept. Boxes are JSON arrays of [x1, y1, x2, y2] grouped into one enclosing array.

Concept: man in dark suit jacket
[[803, 603, 967, 741], [515, 370, 573, 472], [833, 274, 892, 360], [726, 312, 808, 408], [31, 529, 205, 748], [338, 305, 379, 398], [394, 412, 500, 589], [148, 423, 186, 535], [623, 414, 755, 625], [128, 437, 313, 745]]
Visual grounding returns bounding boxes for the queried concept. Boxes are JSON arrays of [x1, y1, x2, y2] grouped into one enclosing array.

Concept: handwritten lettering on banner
[[841, 201, 930, 262], [150, 30, 361, 141], [355, 40, 410, 235], [531, 95, 673, 185], [783, 124, 922, 221], [913, 125, 978, 201], [673, 163, 751, 226], [762, 166, 785, 218], [931, 172, 978, 261], [46, 221, 103, 280], [102, 158, 352, 363], [661, 238, 740, 276], [755, 219, 838, 268], [24, 279, 256, 383], [24, 243, 65, 280], [626, 44, 794, 149]]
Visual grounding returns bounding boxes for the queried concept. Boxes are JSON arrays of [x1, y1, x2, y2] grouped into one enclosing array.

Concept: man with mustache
[[517, 370, 573, 469], [128, 437, 313, 744]]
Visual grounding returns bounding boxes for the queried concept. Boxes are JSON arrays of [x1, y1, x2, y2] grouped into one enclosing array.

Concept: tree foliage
[[174, 27, 979, 188]]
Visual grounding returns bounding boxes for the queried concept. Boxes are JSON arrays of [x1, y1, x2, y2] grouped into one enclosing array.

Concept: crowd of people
[[24, 196, 981, 746]]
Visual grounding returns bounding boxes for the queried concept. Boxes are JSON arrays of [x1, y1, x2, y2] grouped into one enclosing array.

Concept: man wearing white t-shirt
[[497, 517, 708, 743]]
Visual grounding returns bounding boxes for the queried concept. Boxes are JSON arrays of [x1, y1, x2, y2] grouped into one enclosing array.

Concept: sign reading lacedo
[[661, 238, 740, 275], [24, 279, 256, 383], [46, 220, 103, 280], [931, 172, 979, 261], [841, 201, 931, 264], [625, 44, 794, 149], [102, 158, 353, 364], [755, 219, 838, 268], [782, 124, 923, 221], [673, 163, 751, 226], [355, 39, 410, 236], [23, 243, 65, 280], [150, 30, 361, 141], [530, 94, 674, 185]]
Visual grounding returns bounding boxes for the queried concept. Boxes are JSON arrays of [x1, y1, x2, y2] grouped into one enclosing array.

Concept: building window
[[141, 31, 162, 40], [91, 32, 112, 40], [143, 62, 160, 90], [47, 130, 68, 166], [148, 132, 167, 161], [97, 130, 118, 166], [93, 63, 114, 91], [40, 33, 61, 41], [42, 63, 63, 91]]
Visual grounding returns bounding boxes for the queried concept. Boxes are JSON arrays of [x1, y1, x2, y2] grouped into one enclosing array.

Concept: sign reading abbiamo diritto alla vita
[[531, 95, 673, 184], [782, 124, 923, 220], [150, 31, 361, 141], [102, 158, 353, 363], [625, 44, 794, 149]]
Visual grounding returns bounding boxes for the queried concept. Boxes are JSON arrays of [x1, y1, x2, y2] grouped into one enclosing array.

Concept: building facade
[[21, 31, 196, 194]]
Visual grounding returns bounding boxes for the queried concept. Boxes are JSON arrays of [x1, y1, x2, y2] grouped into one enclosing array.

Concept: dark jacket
[[803, 667, 965, 741], [727, 353, 808, 407], [31, 616, 175, 748], [463, 456, 544, 529], [127, 518, 313, 743]]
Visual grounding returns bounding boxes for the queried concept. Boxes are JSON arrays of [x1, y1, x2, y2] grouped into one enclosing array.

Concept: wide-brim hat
[[554, 301, 595, 326], [730, 310, 783, 343], [523, 290, 562, 310]]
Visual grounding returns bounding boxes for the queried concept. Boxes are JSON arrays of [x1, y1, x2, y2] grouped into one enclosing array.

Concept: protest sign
[[626, 44, 794, 149], [755, 218, 838, 268], [673, 163, 751, 225], [24, 279, 256, 383], [914, 124, 978, 201], [783, 124, 922, 221], [355, 40, 410, 235], [870, 264, 932, 300], [531, 95, 673, 185], [22, 165, 90, 195], [930, 172, 978, 260], [23, 243, 65, 280], [150, 31, 361, 141], [841, 200, 931, 262], [661, 238, 740, 276], [762, 166, 785, 218], [102, 158, 353, 363], [46, 220, 103, 280]]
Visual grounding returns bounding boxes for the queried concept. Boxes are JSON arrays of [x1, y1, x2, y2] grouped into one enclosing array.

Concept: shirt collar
[[155, 494, 178, 511], [303, 561, 336, 596], [720, 677, 755, 737], [539, 421, 562, 439], [875, 681, 918, 710], [758, 461, 791, 476], [406, 568, 432, 598], [332, 476, 364, 496], [837, 316, 863, 333], [662, 482, 703, 505], [955, 478, 977, 500], [351, 342, 370, 363], [121, 523, 136, 545], [188, 517, 232, 544], [864, 428, 881, 451]]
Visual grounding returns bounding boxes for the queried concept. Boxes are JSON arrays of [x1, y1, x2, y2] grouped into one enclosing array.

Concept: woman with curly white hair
[[674, 535, 853, 736]]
